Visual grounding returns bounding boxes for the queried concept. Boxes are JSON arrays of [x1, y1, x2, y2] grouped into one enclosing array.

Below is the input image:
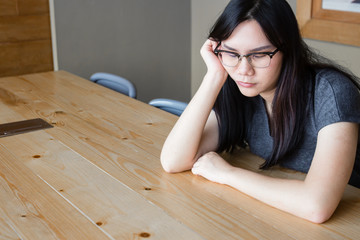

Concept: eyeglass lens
[[218, 52, 272, 68]]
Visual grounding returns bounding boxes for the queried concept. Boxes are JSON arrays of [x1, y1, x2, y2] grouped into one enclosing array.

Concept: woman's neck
[[260, 92, 275, 118], [264, 100, 273, 118]]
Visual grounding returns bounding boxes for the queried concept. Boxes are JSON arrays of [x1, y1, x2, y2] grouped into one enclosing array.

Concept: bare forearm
[[223, 167, 339, 223], [160, 73, 224, 173], [192, 123, 357, 223]]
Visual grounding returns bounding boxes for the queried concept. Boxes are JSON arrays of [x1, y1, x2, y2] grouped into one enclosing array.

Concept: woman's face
[[220, 20, 283, 103]]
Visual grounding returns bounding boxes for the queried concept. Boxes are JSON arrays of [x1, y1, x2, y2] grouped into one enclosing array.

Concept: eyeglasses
[[214, 45, 279, 68]]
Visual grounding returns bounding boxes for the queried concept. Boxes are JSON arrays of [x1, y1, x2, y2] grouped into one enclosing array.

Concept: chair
[[149, 98, 188, 116], [90, 72, 136, 98]]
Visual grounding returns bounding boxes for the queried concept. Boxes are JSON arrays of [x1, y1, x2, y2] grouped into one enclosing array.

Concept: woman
[[160, 0, 360, 223]]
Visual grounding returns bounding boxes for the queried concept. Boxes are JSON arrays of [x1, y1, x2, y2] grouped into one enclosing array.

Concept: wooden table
[[0, 71, 359, 239]]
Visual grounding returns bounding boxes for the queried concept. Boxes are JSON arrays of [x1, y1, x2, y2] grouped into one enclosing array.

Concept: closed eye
[[226, 52, 239, 58], [217, 50, 239, 58], [250, 53, 267, 59]]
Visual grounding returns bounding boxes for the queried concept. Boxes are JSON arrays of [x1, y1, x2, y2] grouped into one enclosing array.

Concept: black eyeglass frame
[[213, 43, 280, 68]]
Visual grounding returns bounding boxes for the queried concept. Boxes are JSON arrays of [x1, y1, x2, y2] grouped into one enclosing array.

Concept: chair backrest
[[149, 98, 188, 116], [90, 72, 136, 98]]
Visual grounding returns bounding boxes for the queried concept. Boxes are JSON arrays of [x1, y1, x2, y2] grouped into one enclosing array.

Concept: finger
[[210, 40, 219, 51], [201, 39, 214, 52]]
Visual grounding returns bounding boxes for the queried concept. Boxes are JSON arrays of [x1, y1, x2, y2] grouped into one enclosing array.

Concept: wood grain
[[0, 131, 203, 240], [0, 14, 51, 42], [0, 40, 53, 77], [0, 0, 17, 17], [17, 0, 49, 15], [0, 71, 359, 239], [0, 144, 111, 239], [0, 208, 20, 240], [0, 0, 53, 77]]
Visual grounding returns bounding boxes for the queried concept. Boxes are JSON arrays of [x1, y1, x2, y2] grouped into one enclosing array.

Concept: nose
[[236, 57, 254, 75]]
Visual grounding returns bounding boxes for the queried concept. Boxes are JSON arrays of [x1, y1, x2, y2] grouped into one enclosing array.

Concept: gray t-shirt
[[245, 69, 360, 188]]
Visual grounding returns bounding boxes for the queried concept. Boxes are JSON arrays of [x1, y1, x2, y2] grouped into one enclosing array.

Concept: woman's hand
[[192, 152, 234, 185], [200, 39, 228, 80]]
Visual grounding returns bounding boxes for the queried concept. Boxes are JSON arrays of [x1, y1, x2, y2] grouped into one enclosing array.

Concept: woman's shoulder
[[313, 68, 360, 100], [314, 68, 358, 90], [312, 68, 360, 131]]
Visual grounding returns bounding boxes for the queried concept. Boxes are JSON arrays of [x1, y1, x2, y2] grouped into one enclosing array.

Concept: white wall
[[191, 0, 360, 96]]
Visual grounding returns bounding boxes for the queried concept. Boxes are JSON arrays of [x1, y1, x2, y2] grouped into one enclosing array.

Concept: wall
[[54, 0, 359, 102], [191, 0, 229, 96], [191, 0, 360, 96], [54, 0, 190, 103]]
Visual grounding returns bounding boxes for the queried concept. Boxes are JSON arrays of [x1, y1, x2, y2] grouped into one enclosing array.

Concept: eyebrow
[[223, 43, 273, 52]]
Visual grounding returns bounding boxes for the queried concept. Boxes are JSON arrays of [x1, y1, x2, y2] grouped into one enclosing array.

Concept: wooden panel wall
[[0, 0, 53, 77]]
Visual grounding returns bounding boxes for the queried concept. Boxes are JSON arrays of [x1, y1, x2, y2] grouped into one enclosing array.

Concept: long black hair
[[209, 0, 360, 168]]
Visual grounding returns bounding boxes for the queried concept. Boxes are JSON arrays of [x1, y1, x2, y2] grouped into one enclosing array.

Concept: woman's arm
[[160, 40, 228, 173], [192, 122, 358, 223]]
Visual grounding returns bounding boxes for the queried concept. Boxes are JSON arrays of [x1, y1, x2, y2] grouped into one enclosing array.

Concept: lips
[[235, 80, 256, 88]]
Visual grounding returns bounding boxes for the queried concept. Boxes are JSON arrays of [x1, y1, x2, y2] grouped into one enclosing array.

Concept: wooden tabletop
[[0, 71, 359, 239]]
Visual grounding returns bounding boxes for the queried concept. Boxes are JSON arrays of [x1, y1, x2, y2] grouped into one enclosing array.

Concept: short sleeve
[[314, 69, 360, 132]]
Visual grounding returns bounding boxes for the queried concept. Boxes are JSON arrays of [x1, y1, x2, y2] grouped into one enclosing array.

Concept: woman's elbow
[[160, 160, 178, 173], [302, 200, 336, 224], [160, 149, 195, 173], [160, 151, 183, 173], [306, 210, 332, 224]]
